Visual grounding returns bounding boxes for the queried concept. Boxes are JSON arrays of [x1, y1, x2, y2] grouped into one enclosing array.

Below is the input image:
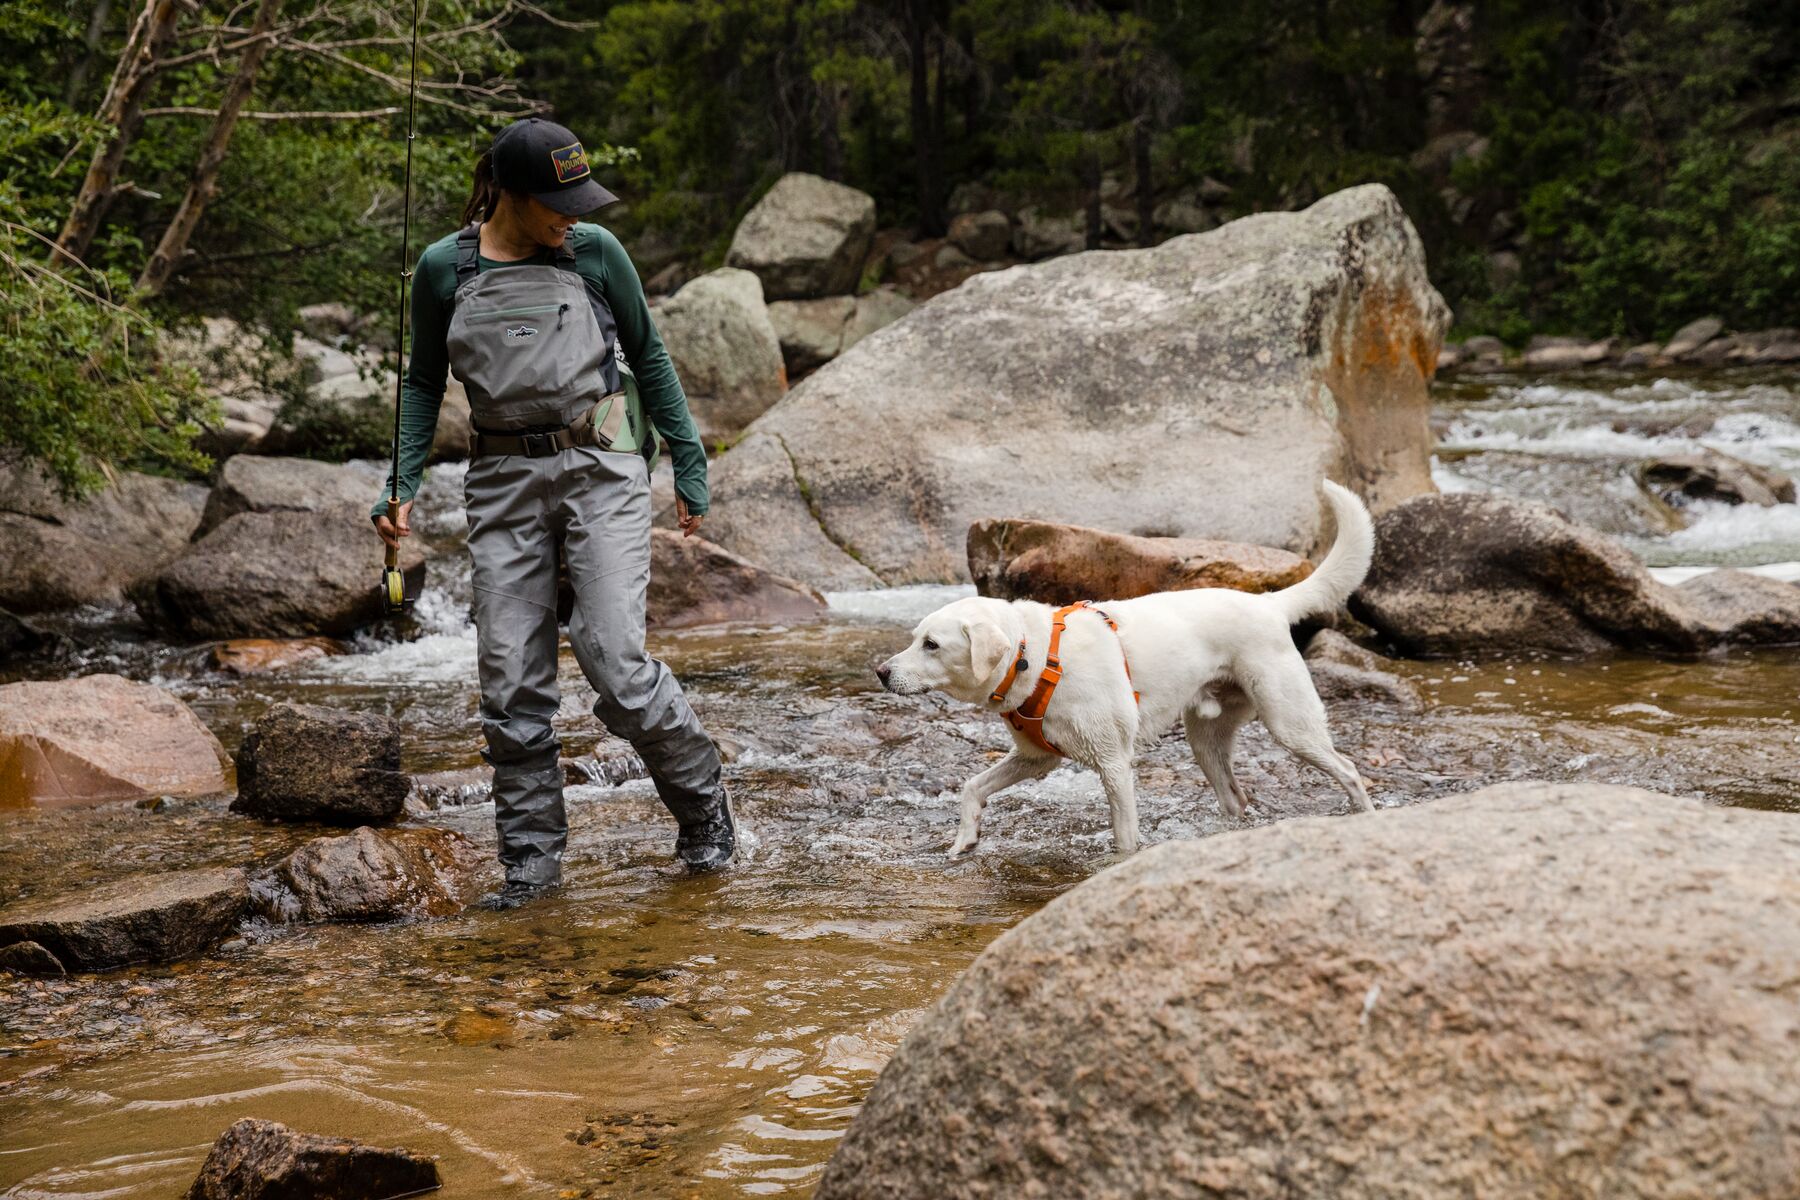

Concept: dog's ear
[[963, 616, 1011, 681]]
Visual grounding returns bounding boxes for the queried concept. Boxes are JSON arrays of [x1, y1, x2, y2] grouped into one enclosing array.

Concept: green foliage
[[0, 185, 214, 499]]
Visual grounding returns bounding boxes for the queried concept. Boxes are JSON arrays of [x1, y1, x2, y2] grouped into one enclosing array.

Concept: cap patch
[[550, 142, 591, 184]]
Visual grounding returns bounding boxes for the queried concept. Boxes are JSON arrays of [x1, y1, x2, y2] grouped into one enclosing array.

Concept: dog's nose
[[875, 662, 892, 687]]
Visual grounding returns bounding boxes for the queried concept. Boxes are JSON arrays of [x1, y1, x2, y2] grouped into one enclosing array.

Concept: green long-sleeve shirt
[[369, 221, 707, 519]]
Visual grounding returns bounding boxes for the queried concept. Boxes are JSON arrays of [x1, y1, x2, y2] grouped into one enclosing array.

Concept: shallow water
[[3, 368, 1799, 1196]]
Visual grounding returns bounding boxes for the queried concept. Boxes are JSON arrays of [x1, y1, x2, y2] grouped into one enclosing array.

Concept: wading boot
[[478, 878, 562, 911], [675, 785, 737, 873]]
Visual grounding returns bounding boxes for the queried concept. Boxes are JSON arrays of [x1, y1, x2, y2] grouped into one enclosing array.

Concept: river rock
[[1010, 206, 1084, 259], [164, 316, 294, 456], [947, 210, 1012, 260], [655, 268, 788, 440], [1351, 491, 1800, 654], [0, 465, 207, 612], [648, 529, 827, 628], [136, 506, 427, 640], [231, 703, 409, 826], [185, 1118, 439, 1200], [704, 185, 1449, 590], [1521, 335, 1613, 369], [1303, 628, 1421, 708], [1619, 340, 1662, 368], [816, 783, 1800, 1200], [725, 172, 877, 300], [968, 518, 1312, 606], [0, 674, 226, 807], [431, 377, 473, 461], [197, 455, 373, 537], [0, 606, 59, 663], [274, 826, 484, 922], [1638, 447, 1795, 508], [1660, 316, 1723, 360], [768, 295, 856, 375], [0, 867, 249, 971], [208, 637, 347, 676], [843, 287, 917, 352], [0, 939, 65, 976]]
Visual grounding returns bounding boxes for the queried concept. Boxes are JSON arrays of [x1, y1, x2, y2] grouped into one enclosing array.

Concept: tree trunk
[[817, 81, 845, 181], [134, 0, 283, 298], [907, 0, 942, 235], [54, 0, 184, 269], [1081, 141, 1102, 250], [1133, 117, 1154, 247], [63, 0, 116, 109]]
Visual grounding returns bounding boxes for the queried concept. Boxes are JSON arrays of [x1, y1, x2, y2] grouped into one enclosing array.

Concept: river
[[2, 366, 1797, 1197]]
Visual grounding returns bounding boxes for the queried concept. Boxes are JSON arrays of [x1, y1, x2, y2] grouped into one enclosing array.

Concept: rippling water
[[3, 367, 1799, 1197]]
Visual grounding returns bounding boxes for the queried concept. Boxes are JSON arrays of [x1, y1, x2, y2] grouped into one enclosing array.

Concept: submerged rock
[[647, 529, 827, 628], [816, 783, 1800, 1200], [704, 184, 1449, 590], [655, 268, 788, 440], [185, 1117, 439, 1200], [0, 466, 206, 613], [0, 674, 226, 807], [0, 867, 249, 971], [275, 826, 484, 922], [196, 455, 373, 537], [1351, 492, 1800, 654], [967, 518, 1312, 606], [0, 939, 66, 976], [231, 703, 409, 826], [1637, 447, 1795, 509], [725, 172, 877, 300], [137, 505, 427, 640], [208, 637, 347, 676]]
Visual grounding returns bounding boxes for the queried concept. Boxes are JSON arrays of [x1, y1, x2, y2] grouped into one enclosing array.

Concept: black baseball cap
[[490, 118, 619, 215]]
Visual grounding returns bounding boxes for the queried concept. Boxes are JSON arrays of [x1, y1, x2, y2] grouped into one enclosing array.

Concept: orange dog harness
[[988, 601, 1138, 757]]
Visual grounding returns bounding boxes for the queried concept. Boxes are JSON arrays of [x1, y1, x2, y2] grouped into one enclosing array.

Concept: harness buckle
[[520, 430, 558, 457]]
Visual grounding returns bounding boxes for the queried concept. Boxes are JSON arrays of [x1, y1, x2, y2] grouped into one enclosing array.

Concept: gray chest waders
[[449, 223, 723, 887]]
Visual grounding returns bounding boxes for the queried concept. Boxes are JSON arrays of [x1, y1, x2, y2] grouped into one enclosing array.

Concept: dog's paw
[[946, 834, 979, 859]]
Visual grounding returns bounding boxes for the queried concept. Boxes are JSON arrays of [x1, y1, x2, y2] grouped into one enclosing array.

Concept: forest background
[[3, 0, 1797, 496]]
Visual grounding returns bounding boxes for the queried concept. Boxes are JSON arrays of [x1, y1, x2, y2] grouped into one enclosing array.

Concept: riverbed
[[3, 367, 1797, 1197]]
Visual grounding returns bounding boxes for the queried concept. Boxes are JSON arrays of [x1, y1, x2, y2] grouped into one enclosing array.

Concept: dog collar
[[987, 639, 1030, 705]]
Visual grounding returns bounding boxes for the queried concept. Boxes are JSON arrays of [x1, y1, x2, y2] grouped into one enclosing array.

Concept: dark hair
[[462, 148, 506, 226]]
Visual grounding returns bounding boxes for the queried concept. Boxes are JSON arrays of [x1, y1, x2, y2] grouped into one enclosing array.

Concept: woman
[[372, 117, 734, 907]]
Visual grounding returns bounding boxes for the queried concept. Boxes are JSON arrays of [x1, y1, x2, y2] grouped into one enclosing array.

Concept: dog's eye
[[921, 637, 939, 652]]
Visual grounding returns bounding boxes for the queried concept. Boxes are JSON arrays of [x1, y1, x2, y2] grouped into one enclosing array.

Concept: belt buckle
[[521, 430, 556, 457]]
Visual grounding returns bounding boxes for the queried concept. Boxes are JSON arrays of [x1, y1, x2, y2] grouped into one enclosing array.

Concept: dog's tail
[[1270, 480, 1375, 625]]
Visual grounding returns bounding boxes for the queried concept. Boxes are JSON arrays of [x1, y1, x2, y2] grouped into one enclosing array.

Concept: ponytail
[[462, 148, 501, 226]]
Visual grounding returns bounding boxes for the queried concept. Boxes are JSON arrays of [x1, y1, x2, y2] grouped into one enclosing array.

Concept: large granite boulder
[[185, 1118, 439, 1200], [0, 674, 226, 807], [647, 529, 827, 628], [273, 826, 485, 922], [725, 172, 877, 300], [0, 867, 249, 971], [231, 703, 410, 825], [704, 185, 1449, 590], [1351, 492, 1800, 654], [968, 518, 1312, 605], [196, 454, 373, 537], [135, 505, 426, 640], [0, 465, 206, 612], [654, 268, 788, 441], [817, 783, 1800, 1200]]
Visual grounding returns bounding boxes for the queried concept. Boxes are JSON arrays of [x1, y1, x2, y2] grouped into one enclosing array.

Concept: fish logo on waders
[[505, 325, 538, 340]]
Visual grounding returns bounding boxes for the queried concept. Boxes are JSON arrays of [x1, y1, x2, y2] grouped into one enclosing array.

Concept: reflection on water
[[4, 369, 1800, 1196]]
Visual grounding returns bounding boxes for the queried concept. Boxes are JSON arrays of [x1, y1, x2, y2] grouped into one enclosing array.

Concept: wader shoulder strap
[[453, 221, 481, 286]]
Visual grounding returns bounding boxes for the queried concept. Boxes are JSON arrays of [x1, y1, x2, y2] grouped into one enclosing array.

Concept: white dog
[[876, 482, 1376, 857]]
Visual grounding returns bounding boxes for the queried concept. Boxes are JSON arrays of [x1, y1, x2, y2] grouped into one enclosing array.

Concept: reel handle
[[382, 497, 407, 613]]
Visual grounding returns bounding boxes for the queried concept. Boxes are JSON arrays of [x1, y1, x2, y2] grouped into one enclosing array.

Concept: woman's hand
[[675, 495, 703, 539], [374, 499, 415, 550]]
